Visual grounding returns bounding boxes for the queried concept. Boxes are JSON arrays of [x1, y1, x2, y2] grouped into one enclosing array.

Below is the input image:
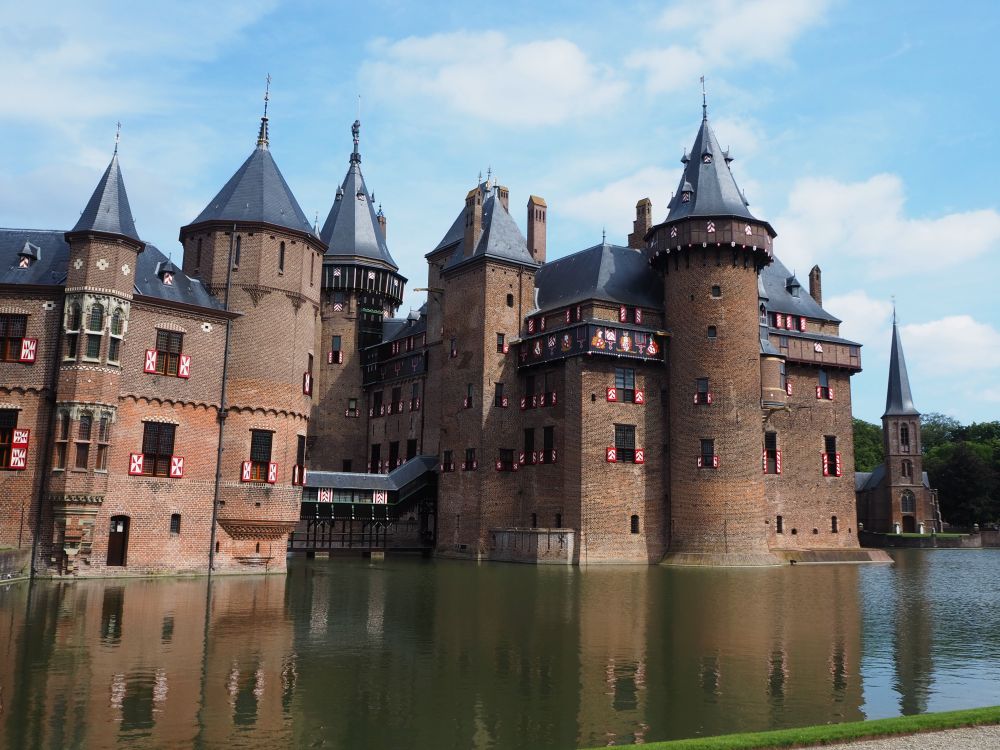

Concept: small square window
[[711, 285, 721, 298], [707, 326, 717, 340]]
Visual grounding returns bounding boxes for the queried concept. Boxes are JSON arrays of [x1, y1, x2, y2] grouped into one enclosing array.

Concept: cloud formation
[[361, 31, 626, 126], [626, 0, 831, 93], [774, 173, 1000, 278]]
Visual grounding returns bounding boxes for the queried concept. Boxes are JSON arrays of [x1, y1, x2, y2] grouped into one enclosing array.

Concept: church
[[0, 101, 893, 576]]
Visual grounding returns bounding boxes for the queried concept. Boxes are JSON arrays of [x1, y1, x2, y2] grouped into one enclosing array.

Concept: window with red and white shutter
[[2, 411, 30, 469], [131, 422, 181, 478]]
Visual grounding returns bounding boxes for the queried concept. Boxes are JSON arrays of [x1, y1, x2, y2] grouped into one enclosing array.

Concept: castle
[[0, 102, 892, 576]]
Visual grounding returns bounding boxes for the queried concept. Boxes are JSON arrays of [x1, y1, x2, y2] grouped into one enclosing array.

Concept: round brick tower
[[649, 107, 780, 566]]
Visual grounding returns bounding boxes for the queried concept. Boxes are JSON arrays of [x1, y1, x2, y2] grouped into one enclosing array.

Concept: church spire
[[884, 310, 919, 417]]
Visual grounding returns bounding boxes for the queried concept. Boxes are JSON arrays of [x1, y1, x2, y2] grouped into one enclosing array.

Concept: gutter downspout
[[208, 225, 237, 575]]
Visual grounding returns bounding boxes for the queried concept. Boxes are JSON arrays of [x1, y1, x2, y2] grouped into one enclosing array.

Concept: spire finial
[[257, 73, 271, 148], [602, 226, 607, 244], [350, 118, 361, 164], [892, 295, 897, 325], [114, 121, 121, 155], [486, 165, 492, 188], [700, 75, 707, 120]]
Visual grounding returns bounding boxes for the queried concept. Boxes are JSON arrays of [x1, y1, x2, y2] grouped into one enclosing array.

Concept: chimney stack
[[809, 265, 822, 306], [497, 185, 509, 212], [527, 195, 547, 264], [627, 198, 652, 250], [377, 208, 387, 240], [463, 186, 483, 258]]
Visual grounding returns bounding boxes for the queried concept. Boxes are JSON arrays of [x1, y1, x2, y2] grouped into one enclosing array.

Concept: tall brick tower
[[313, 120, 405, 473], [881, 312, 933, 532], [648, 103, 780, 566], [179, 107, 324, 570], [49, 148, 145, 572]]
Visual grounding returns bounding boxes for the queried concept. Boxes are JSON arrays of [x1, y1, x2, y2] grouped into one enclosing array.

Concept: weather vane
[[114, 121, 121, 155], [264, 73, 271, 118], [700, 75, 707, 119]]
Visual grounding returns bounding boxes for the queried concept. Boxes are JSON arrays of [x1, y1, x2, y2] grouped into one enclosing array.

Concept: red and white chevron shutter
[[169, 456, 185, 478], [267, 462, 278, 484], [531, 394, 538, 408], [606, 386, 617, 402], [565, 309, 571, 323], [634, 389, 645, 404], [635, 308, 643, 324], [178, 354, 191, 378], [606, 446, 617, 463], [319, 488, 332, 502], [501, 396, 509, 407], [520, 397, 526, 410], [540, 316, 546, 331], [550, 448, 558, 464], [776, 314, 784, 328], [785, 381, 793, 396], [619, 305, 627, 323], [512, 461, 519, 472], [302, 372, 312, 395], [9, 428, 29, 469], [799, 317, 806, 332], [634, 448, 645, 465], [835, 452, 842, 477], [816, 385, 823, 399], [328, 351, 333, 364], [762, 449, 768, 474], [129, 453, 144, 476], [527, 319, 535, 334], [531, 451, 538, 465], [503, 343, 509, 354], [828, 386, 835, 401], [776, 450, 782, 474], [241, 461, 252, 482], [822, 453, 830, 477], [550, 391, 557, 406], [786, 316, 794, 330], [495, 460, 503, 471], [697, 456, 703, 468], [519, 452, 526, 465], [144, 349, 158, 373], [19, 338, 37, 363], [712, 455, 720, 469]]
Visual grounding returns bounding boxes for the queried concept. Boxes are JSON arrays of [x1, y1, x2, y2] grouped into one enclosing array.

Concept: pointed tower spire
[[884, 310, 919, 417], [351, 119, 361, 165], [257, 74, 271, 149], [69, 144, 141, 243]]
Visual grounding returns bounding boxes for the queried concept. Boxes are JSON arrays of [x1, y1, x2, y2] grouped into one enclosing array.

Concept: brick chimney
[[627, 198, 652, 250], [497, 185, 509, 212], [377, 208, 387, 240], [464, 186, 483, 258], [809, 265, 822, 306], [527, 195, 546, 264]]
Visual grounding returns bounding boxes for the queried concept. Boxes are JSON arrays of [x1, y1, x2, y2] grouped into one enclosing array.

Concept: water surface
[[2, 550, 999, 748]]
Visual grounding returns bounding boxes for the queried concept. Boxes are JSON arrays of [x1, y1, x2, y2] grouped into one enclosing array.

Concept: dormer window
[[702, 154, 712, 164], [157, 261, 178, 287], [17, 241, 40, 269], [681, 192, 691, 203]]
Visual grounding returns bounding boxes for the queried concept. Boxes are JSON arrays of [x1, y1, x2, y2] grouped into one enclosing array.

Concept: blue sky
[[2, 0, 998, 424]]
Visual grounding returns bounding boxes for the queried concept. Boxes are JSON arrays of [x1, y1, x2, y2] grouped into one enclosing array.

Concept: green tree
[[921, 413, 962, 452], [925, 441, 998, 526], [853, 418, 884, 472]]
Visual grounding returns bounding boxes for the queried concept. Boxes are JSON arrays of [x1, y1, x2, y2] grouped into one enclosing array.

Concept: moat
[[2, 550, 999, 749]]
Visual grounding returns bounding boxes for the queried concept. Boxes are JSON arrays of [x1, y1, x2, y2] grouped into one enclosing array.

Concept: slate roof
[[856, 465, 931, 492], [381, 305, 427, 344], [189, 120, 315, 236], [0, 229, 222, 311], [320, 121, 398, 270], [69, 153, 142, 242], [884, 318, 919, 417], [666, 114, 764, 228], [440, 185, 538, 272], [761, 255, 840, 323], [535, 242, 662, 312], [306, 455, 438, 492]]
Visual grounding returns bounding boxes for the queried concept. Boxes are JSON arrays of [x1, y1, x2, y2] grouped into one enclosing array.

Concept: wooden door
[[107, 515, 130, 566]]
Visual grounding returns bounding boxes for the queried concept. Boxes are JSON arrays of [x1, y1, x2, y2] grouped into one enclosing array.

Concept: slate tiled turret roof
[[761, 256, 840, 323], [535, 241, 662, 312], [320, 121, 398, 270], [69, 153, 141, 242], [189, 117, 315, 236], [666, 112, 766, 230], [439, 184, 538, 271], [884, 315, 919, 417]]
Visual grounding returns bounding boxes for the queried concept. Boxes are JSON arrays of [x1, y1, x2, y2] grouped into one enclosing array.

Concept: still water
[[1, 550, 999, 749]]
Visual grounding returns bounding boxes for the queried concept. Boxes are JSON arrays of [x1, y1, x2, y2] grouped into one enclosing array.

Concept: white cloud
[[774, 173, 1000, 278], [360, 31, 626, 126], [560, 166, 677, 234], [824, 290, 892, 348], [901, 316, 1000, 375], [627, 0, 831, 94]]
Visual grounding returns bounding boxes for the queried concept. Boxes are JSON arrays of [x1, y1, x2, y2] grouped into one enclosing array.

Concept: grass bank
[[581, 706, 1000, 750]]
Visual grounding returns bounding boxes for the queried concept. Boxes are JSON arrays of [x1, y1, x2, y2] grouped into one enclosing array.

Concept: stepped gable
[[189, 116, 314, 237], [665, 111, 767, 229], [760, 256, 840, 322], [535, 241, 661, 312], [320, 120, 398, 269], [884, 314, 919, 417], [70, 153, 142, 242], [441, 183, 538, 271]]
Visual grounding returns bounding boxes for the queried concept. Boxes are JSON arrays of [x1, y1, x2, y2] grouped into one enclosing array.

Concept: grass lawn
[[580, 706, 1000, 750]]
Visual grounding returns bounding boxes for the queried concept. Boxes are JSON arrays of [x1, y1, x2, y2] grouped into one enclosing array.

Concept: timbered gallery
[[0, 104, 901, 576]]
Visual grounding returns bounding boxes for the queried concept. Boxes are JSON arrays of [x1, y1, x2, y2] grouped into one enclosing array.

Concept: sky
[[1, 0, 998, 424]]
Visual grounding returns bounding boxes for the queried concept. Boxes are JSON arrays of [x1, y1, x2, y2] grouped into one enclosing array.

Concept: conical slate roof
[[666, 113, 759, 224], [442, 185, 538, 271], [70, 153, 141, 242], [190, 118, 314, 236], [320, 121, 397, 269], [884, 316, 919, 417]]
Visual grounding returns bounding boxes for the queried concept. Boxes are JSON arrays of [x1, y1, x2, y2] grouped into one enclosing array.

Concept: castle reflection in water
[[0, 552, 984, 749]]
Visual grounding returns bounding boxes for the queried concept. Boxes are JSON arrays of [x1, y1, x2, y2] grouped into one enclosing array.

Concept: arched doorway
[[107, 515, 130, 566], [902, 515, 916, 533]]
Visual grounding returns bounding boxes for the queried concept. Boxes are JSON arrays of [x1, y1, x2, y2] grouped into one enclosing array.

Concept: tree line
[[853, 414, 1000, 526]]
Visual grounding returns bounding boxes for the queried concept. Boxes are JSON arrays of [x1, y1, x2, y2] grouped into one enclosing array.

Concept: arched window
[[108, 309, 124, 363], [900, 424, 910, 452], [902, 460, 912, 479], [901, 490, 916, 514], [630, 514, 640, 534], [506, 293, 514, 308], [85, 304, 104, 359], [170, 513, 181, 534], [67, 303, 82, 330], [65, 303, 82, 359]]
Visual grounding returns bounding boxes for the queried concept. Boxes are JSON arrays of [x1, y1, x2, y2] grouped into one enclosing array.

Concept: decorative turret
[[650, 96, 778, 566], [66, 151, 142, 247]]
